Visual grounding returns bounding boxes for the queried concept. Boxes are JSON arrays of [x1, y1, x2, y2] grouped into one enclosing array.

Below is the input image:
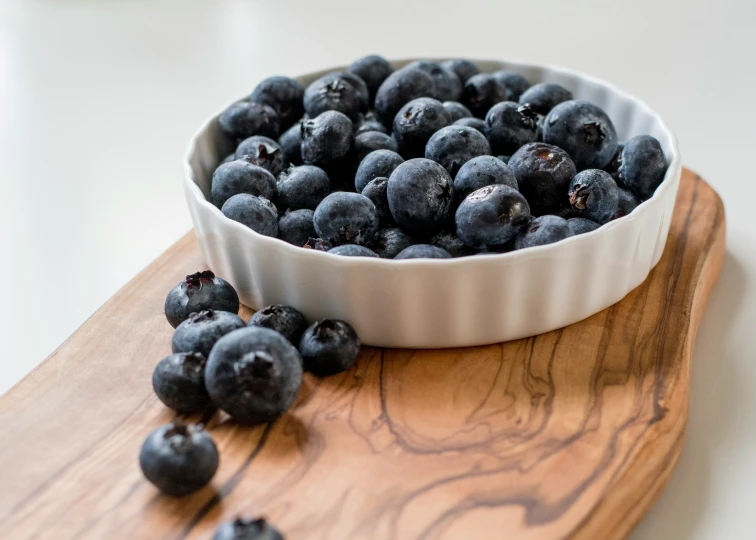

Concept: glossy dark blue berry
[[453, 155, 518, 203], [441, 59, 479, 84], [393, 97, 451, 157], [205, 326, 303, 425], [484, 102, 539, 155], [617, 135, 667, 199], [430, 230, 476, 257], [354, 131, 397, 162], [615, 187, 641, 218], [221, 194, 278, 237], [491, 70, 531, 102], [278, 120, 303, 166], [314, 192, 378, 245], [139, 423, 218, 496], [405, 60, 461, 102], [354, 149, 404, 192], [212, 160, 276, 209], [442, 101, 473, 122], [361, 177, 393, 226], [508, 142, 577, 214], [394, 244, 452, 259], [304, 73, 363, 122], [219, 101, 280, 143], [328, 244, 379, 257], [152, 353, 210, 413], [172, 309, 246, 358], [568, 217, 600, 235], [250, 76, 305, 131], [387, 158, 455, 237], [165, 271, 239, 328], [355, 111, 389, 135], [568, 169, 619, 224], [518, 82, 573, 115], [425, 125, 491, 177], [349, 55, 394, 103], [249, 304, 307, 345], [374, 66, 436, 127], [299, 320, 360, 376], [367, 227, 413, 258], [277, 165, 330, 210], [456, 185, 531, 248], [277, 209, 316, 247], [235, 136, 287, 177], [461, 73, 508, 118], [301, 111, 354, 168], [543, 100, 618, 170], [514, 215, 574, 249], [213, 517, 284, 540], [452, 117, 486, 134]]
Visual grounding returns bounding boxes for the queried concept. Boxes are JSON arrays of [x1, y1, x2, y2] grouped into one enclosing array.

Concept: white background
[[1, 1, 754, 538]]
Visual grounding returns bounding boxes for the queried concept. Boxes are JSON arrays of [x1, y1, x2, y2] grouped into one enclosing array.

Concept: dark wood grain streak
[[0, 169, 725, 540]]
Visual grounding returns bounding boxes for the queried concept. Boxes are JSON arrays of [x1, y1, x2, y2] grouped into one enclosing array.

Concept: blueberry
[[508, 142, 577, 214], [250, 76, 305, 131], [314, 192, 378, 245], [387, 158, 455, 237], [354, 111, 389, 135], [172, 309, 247, 358], [543, 100, 618, 170], [165, 271, 239, 328], [484, 102, 539, 155], [441, 59, 479, 84], [221, 194, 278, 237], [405, 60, 461, 102], [617, 135, 667, 199], [514, 215, 574, 249], [354, 149, 404, 192], [212, 160, 277, 209], [328, 244, 379, 257], [455, 185, 531, 248], [453, 155, 518, 203], [152, 352, 210, 413], [277, 164, 330, 210], [354, 131, 398, 162], [301, 111, 354, 168], [213, 517, 284, 540], [236, 136, 287, 177], [139, 423, 219, 496], [278, 120, 303, 166], [430, 230, 476, 257], [249, 304, 307, 345], [393, 97, 451, 158], [615, 187, 641, 218], [425, 125, 492, 177], [349, 55, 394, 103], [491, 70, 531, 102], [442, 101, 473, 122], [361, 177, 393, 226], [278, 208, 317, 247], [568, 169, 619, 224], [303, 73, 363, 122], [394, 244, 452, 259], [568, 217, 600, 235], [299, 320, 360, 376], [367, 227, 413, 258], [219, 101, 280, 143], [518, 82, 573, 115], [303, 237, 332, 251], [452, 117, 486, 134], [333, 71, 370, 112], [205, 326, 303, 425], [461, 73, 508, 118], [374, 66, 436, 127]]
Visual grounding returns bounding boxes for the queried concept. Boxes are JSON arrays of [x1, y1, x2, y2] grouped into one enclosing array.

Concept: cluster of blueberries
[[211, 55, 668, 258], [139, 271, 360, 539]]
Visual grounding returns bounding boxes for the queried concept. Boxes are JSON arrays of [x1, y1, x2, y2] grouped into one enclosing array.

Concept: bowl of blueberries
[[184, 56, 681, 348]]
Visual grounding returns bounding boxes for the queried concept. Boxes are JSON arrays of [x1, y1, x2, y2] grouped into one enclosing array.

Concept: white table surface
[[1, 0, 754, 538]]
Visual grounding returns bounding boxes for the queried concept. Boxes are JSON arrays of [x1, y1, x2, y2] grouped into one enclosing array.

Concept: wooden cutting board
[[0, 169, 724, 540]]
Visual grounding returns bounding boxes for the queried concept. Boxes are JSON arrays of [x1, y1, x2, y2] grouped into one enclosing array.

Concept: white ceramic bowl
[[184, 59, 681, 348]]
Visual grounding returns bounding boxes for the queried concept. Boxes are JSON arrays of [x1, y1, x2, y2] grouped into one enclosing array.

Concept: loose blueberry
[[212, 160, 277, 209], [367, 227, 413, 258], [568, 217, 600, 235], [277, 164, 330, 210], [349, 54, 394, 103], [514, 215, 574, 249], [425, 125, 492, 177], [165, 271, 239, 328], [455, 185, 531, 249], [219, 101, 280, 143], [250, 76, 305, 131], [213, 517, 284, 540], [354, 131, 398, 162], [139, 423, 219, 496], [453, 155, 518, 204], [394, 244, 452, 259], [303, 237, 332, 251], [617, 135, 668, 199], [518, 82, 573, 115], [430, 230, 477, 257], [221, 194, 278, 237], [442, 101, 473, 122], [508, 142, 577, 214], [328, 244, 379, 258], [299, 320, 360, 376], [568, 169, 619, 224], [374, 66, 436, 127], [393, 97, 451, 158], [301, 111, 354, 168], [172, 309, 247, 358], [205, 326, 303, 425], [543, 100, 618, 170], [303, 73, 363, 122], [249, 304, 307, 345], [452, 117, 486, 134], [387, 158, 455, 237], [278, 209, 317, 247], [314, 192, 379, 245], [361, 177, 394, 226], [236, 136, 287, 178], [278, 120, 303, 166], [152, 352, 210, 413], [491, 70, 531, 102], [354, 149, 404, 192], [441, 59, 479, 84], [354, 111, 390, 135], [461, 73, 508, 118], [405, 60, 461, 102], [615, 187, 641, 218], [484, 102, 539, 155]]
